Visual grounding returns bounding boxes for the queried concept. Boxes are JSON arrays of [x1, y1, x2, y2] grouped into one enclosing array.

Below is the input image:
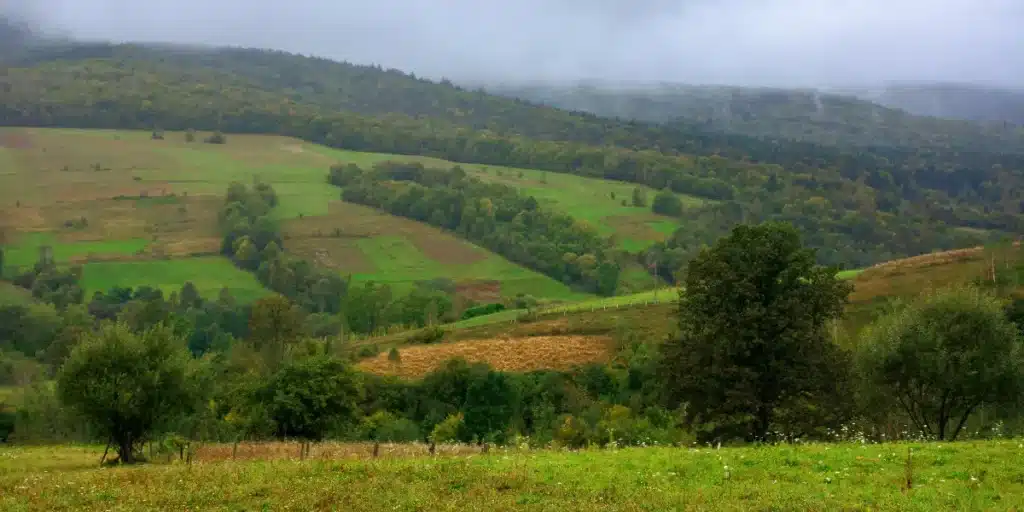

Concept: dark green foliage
[[418, 359, 518, 443], [858, 287, 1024, 440], [12, 251, 84, 309], [1006, 298, 1024, 335], [660, 222, 854, 443], [0, 303, 63, 358], [257, 356, 363, 440], [405, 325, 445, 345], [184, 129, 196, 142], [0, 406, 13, 442], [331, 162, 621, 295], [204, 131, 226, 144], [651, 189, 684, 217], [461, 302, 506, 320], [57, 323, 194, 463], [631, 187, 647, 207], [247, 296, 304, 370]]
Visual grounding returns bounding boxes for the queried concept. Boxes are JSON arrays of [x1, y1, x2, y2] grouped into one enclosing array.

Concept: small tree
[[652, 189, 684, 216], [660, 222, 853, 442], [858, 287, 1024, 440], [248, 296, 304, 371], [184, 129, 196, 143], [57, 323, 193, 464], [631, 187, 648, 207]]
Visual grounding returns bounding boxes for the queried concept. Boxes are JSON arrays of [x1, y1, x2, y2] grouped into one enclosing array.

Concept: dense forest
[[490, 82, 1024, 151], [2, 43, 1022, 270]]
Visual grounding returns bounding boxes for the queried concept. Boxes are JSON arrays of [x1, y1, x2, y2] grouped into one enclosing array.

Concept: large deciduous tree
[[858, 287, 1024, 440], [57, 323, 194, 464], [660, 222, 853, 443]]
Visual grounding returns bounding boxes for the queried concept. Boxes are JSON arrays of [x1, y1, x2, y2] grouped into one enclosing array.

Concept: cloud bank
[[5, 0, 1022, 87]]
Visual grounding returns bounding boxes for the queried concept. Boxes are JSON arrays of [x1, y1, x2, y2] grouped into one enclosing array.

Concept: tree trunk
[[753, 406, 773, 442], [117, 435, 136, 465]]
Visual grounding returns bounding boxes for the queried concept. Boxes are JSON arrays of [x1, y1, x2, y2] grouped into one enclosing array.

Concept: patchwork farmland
[[0, 128, 609, 302]]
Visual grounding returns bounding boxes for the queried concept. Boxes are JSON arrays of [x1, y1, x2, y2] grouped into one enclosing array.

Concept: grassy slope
[[372, 243, 1023, 359], [0, 128, 588, 302], [1, 442, 1021, 510]]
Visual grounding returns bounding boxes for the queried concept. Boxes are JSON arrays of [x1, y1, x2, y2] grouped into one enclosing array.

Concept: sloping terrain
[[490, 83, 1024, 152], [855, 82, 1024, 125], [0, 128, 595, 301]]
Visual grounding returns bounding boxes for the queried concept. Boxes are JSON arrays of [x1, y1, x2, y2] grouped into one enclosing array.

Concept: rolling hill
[[488, 82, 1024, 152], [2, 39, 1021, 275], [0, 128, 599, 303], [850, 82, 1024, 126]]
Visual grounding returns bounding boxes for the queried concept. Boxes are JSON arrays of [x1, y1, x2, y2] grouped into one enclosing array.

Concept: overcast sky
[[6, 0, 1023, 87]]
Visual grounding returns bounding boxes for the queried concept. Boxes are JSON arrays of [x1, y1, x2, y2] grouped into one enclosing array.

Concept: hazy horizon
[[4, 0, 1022, 89]]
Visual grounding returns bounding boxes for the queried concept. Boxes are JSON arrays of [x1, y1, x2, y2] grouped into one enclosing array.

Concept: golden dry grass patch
[[359, 335, 614, 378], [193, 441, 486, 463], [849, 242, 1022, 304]]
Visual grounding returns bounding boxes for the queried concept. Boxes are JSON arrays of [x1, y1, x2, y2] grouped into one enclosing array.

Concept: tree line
[[329, 161, 621, 295], [4, 222, 1023, 462]]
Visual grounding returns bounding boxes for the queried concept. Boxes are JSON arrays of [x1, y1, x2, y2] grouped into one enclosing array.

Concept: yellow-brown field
[[358, 335, 614, 378]]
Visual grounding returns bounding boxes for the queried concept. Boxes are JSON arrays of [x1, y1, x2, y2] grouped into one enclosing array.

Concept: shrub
[[430, 412, 464, 443], [406, 326, 445, 345], [461, 302, 506, 320], [359, 411, 421, 442], [184, 129, 196, 142], [652, 189, 684, 216], [387, 347, 401, 363], [631, 187, 648, 207], [512, 293, 538, 310], [204, 132, 227, 144]]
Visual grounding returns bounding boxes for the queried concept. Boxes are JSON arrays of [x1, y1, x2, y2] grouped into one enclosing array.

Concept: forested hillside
[[491, 83, 1024, 151], [2, 38, 1023, 271], [856, 83, 1024, 126]]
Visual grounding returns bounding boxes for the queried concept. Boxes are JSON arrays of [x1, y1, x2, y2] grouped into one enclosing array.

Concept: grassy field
[[78, 258, 270, 303], [0, 128, 593, 303], [465, 166, 704, 252], [1, 441, 1021, 510], [281, 201, 589, 301]]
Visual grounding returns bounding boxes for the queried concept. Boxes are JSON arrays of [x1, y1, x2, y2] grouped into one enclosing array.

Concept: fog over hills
[[4, 0, 1022, 88]]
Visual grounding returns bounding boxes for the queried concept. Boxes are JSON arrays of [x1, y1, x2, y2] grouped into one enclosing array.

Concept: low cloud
[[5, 0, 1022, 87]]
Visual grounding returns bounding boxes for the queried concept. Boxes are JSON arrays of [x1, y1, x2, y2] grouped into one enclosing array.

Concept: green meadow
[[78, 258, 270, 303], [0, 441, 1021, 511]]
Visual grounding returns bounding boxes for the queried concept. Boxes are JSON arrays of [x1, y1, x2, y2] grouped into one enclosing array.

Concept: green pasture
[[79, 257, 269, 303]]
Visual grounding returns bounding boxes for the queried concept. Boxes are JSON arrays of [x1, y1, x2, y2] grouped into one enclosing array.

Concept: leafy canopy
[[858, 287, 1024, 440], [258, 356, 364, 441], [660, 222, 852, 442], [57, 322, 193, 463]]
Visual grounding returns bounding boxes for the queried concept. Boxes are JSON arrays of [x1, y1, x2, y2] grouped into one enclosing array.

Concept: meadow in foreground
[[1, 441, 1022, 511]]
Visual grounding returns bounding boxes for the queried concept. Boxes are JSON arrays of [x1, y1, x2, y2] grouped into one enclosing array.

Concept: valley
[[1, 15, 1023, 512]]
